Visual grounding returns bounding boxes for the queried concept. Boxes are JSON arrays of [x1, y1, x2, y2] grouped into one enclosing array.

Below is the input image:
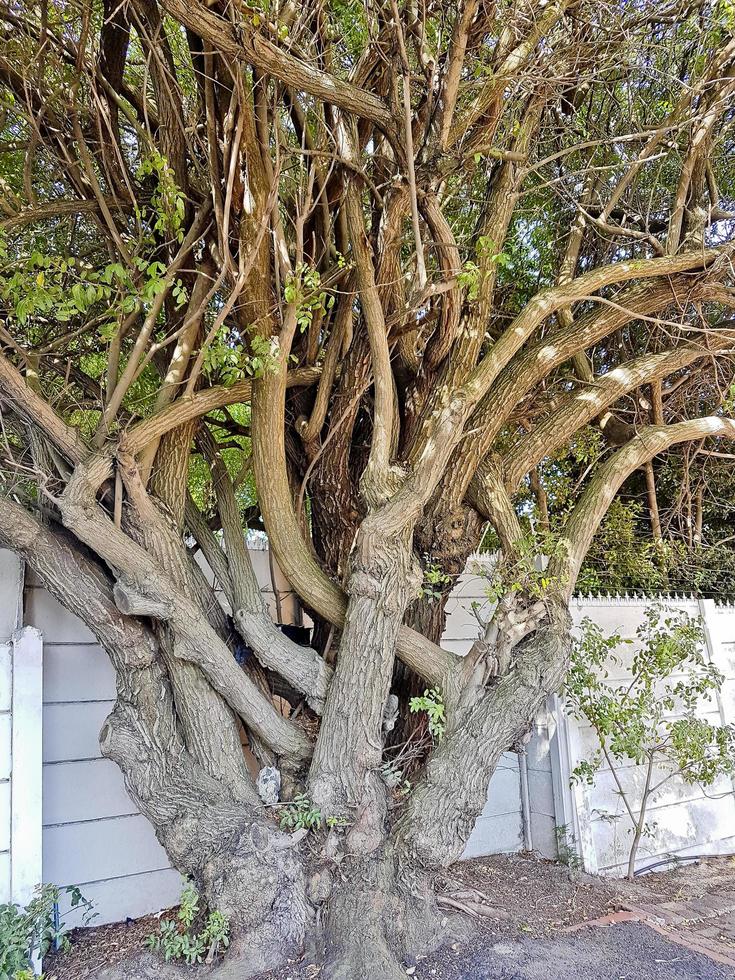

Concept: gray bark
[[394, 606, 572, 869], [0, 492, 578, 979], [308, 521, 422, 852]]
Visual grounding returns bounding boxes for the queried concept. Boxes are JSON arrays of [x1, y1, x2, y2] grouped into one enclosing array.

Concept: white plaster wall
[[442, 562, 552, 859], [0, 640, 11, 902], [0, 671, 11, 900]]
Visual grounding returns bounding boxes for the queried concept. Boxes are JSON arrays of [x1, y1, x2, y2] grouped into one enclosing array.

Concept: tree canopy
[[0, 0, 734, 975]]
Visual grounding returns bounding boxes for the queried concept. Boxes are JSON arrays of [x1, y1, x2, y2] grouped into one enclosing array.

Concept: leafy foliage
[[409, 688, 446, 741], [145, 880, 230, 966], [283, 264, 333, 333], [136, 151, 186, 243], [278, 794, 323, 832], [553, 825, 582, 870], [483, 532, 569, 605], [0, 884, 94, 980], [418, 556, 452, 601], [457, 236, 510, 302], [566, 606, 735, 874], [577, 501, 675, 594], [203, 328, 277, 386]]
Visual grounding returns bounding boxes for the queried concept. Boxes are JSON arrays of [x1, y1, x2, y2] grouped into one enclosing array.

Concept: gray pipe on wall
[[519, 747, 533, 852]]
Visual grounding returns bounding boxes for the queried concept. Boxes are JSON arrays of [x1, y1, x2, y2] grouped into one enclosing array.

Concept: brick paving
[[621, 880, 735, 968], [559, 858, 735, 968]]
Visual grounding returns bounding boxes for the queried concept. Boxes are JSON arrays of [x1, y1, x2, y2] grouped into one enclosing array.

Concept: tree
[[0, 0, 734, 975]]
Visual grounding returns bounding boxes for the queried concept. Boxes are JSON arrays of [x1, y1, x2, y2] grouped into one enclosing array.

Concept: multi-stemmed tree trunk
[[1, 1, 735, 975]]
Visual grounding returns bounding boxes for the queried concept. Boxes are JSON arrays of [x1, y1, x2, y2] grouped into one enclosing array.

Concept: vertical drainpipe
[[519, 746, 533, 852], [267, 543, 284, 624]]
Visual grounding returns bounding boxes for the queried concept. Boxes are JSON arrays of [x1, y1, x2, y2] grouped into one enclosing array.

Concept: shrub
[[566, 606, 735, 878], [145, 880, 230, 966], [0, 883, 94, 980]]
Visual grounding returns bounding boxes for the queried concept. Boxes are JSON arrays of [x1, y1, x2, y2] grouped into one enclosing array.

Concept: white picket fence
[[1, 544, 734, 928]]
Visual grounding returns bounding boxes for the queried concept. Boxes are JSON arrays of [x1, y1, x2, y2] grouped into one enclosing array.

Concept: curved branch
[[435, 0, 479, 148], [0, 198, 132, 230], [503, 331, 735, 489], [344, 180, 395, 503], [58, 456, 313, 764], [0, 495, 263, 817], [205, 430, 333, 712], [121, 366, 320, 456], [465, 459, 522, 555], [0, 349, 89, 465], [449, 275, 721, 513], [158, 0, 393, 129], [251, 369, 459, 690], [449, 0, 570, 147], [464, 246, 731, 406], [551, 417, 735, 592]]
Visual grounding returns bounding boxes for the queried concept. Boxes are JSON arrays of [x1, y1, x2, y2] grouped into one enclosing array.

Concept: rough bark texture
[[2, 3, 735, 976], [309, 524, 421, 842], [395, 609, 572, 869]]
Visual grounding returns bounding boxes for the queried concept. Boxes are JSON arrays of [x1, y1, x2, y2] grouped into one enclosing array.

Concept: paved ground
[[621, 859, 735, 968], [412, 922, 735, 980]]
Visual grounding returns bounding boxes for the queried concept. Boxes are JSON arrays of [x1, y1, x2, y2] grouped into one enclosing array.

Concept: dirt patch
[[43, 910, 171, 980], [627, 856, 735, 904], [42, 854, 735, 980], [434, 851, 619, 938]]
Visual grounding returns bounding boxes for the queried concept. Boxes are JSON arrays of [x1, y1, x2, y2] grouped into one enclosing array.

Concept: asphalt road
[[425, 922, 734, 980], [86, 920, 735, 979]]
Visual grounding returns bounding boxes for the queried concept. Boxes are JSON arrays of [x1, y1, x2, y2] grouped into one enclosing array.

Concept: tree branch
[[503, 331, 735, 489], [552, 418, 735, 591], [158, 0, 393, 129], [251, 368, 459, 689], [0, 349, 89, 465], [204, 429, 333, 712], [121, 366, 320, 456], [58, 455, 313, 764], [464, 246, 732, 407]]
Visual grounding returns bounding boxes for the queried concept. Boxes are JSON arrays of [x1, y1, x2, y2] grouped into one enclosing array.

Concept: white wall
[[0, 550, 42, 907], [23, 575, 181, 926], [443, 565, 531, 858], [0, 548, 20, 903]]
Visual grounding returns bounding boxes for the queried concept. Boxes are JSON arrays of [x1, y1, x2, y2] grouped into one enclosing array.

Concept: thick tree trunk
[[1, 497, 573, 980], [319, 847, 445, 980], [309, 520, 421, 845]]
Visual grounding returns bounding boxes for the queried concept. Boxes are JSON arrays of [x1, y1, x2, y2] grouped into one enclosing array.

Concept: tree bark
[[394, 606, 571, 869], [309, 521, 421, 845]]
